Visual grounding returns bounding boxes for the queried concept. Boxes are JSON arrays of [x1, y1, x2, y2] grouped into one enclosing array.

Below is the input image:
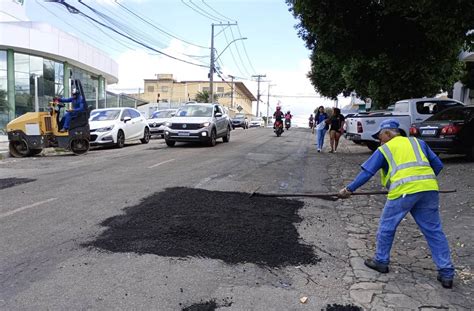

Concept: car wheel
[[223, 126, 230, 143], [140, 127, 150, 144], [208, 129, 217, 147], [165, 139, 175, 147], [367, 141, 379, 152], [116, 130, 125, 148], [161, 134, 165, 139]]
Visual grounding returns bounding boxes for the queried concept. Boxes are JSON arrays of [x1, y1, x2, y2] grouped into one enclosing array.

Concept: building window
[[147, 85, 154, 92], [217, 87, 224, 93], [161, 86, 169, 92]]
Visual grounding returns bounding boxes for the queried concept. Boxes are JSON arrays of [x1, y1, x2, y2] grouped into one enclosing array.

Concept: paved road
[[0, 128, 472, 310]]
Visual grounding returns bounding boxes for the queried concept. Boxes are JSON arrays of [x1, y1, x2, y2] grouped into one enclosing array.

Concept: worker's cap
[[372, 118, 405, 139]]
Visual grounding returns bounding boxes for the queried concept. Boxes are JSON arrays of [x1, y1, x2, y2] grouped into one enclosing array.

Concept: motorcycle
[[285, 119, 291, 130], [274, 120, 284, 137]]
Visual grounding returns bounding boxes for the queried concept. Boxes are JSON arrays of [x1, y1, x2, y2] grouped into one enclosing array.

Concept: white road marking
[[148, 159, 175, 169], [0, 197, 58, 220]]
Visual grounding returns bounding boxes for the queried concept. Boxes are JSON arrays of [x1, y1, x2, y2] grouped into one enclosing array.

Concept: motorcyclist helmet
[[276, 106, 281, 111], [287, 111, 291, 114]]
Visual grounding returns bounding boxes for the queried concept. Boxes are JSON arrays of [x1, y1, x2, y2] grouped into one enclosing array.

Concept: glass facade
[[0, 51, 7, 133], [12, 52, 65, 117], [0, 50, 138, 133]]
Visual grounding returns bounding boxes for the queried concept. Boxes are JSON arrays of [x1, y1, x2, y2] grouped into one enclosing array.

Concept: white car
[[148, 109, 176, 138], [249, 117, 264, 128], [89, 108, 151, 148]]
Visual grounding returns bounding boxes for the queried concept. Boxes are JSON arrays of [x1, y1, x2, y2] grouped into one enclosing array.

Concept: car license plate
[[422, 130, 436, 135], [178, 131, 190, 136]]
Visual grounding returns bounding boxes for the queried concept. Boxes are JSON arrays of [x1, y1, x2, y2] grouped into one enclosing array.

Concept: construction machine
[[6, 79, 90, 157]]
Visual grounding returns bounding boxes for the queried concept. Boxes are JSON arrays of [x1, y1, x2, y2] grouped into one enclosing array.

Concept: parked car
[[410, 105, 474, 160], [345, 98, 464, 151], [89, 108, 150, 148], [163, 103, 232, 147], [249, 117, 264, 128], [147, 109, 176, 138], [231, 114, 249, 129]]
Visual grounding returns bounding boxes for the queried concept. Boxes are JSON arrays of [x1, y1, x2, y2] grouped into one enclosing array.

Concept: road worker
[[338, 118, 455, 289]]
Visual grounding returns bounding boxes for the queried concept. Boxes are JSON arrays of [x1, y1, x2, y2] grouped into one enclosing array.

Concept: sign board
[[236, 105, 243, 112]]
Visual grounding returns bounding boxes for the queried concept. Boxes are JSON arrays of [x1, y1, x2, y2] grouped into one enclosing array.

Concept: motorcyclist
[[309, 114, 314, 126], [285, 111, 292, 121], [273, 106, 284, 129], [55, 88, 86, 132]]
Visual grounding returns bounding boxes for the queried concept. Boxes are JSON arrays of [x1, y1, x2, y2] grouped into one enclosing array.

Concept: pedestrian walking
[[327, 107, 345, 153], [338, 119, 455, 289], [315, 106, 328, 152]]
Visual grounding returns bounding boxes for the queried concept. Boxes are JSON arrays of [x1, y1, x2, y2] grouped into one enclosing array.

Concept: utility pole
[[266, 83, 276, 127], [210, 22, 238, 103], [229, 75, 235, 108], [252, 74, 266, 116]]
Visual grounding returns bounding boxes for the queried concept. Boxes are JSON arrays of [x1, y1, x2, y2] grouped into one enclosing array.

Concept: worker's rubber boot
[[437, 275, 453, 289], [364, 258, 389, 273]]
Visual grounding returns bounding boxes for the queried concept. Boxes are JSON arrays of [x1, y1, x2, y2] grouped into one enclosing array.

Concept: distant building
[[138, 74, 256, 117]]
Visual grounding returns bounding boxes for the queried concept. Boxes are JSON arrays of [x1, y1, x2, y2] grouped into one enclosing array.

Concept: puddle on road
[[0, 178, 36, 190], [85, 187, 319, 267]]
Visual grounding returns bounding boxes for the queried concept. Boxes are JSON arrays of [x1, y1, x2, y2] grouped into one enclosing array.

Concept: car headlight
[[95, 125, 114, 132], [201, 122, 210, 127], [165, 122, 172, 127]]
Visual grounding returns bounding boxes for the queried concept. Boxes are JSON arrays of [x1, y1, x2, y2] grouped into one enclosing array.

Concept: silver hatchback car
[[163, 103, 232, 147]]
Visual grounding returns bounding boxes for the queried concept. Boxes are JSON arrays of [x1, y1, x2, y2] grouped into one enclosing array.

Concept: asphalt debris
[[85, 187, 319, 267], [324, 304, 363, 311], [0, 178, 36, 190], [182, 298, 232, 311]]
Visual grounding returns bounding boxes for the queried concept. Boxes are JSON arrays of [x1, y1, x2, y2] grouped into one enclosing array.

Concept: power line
[[201, 0, 236, 22], [48, 0, 209, 68], [237, 25, 257, 74], [181, 0, 223, 22], [114, 0, 209, 49], [229, 26, 251, 76]]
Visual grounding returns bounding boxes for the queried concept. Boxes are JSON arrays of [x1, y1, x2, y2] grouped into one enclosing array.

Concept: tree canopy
[[287, 0, 474, 108], [194, 90, 219, 103]]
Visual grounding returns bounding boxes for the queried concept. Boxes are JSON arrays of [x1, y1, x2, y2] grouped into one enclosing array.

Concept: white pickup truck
[[345, 98, 464, 151]]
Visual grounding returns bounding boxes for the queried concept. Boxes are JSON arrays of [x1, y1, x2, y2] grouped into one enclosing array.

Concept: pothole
[[85, 187, 319, 267]]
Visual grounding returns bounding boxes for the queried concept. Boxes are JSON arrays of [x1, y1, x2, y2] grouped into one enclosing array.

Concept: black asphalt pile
[[85, 187, 319, 267], [324, 304, 363, 311], [0, 178, 35, 190]]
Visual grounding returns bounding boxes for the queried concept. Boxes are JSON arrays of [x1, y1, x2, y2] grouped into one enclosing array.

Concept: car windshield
[[90, 109, 120, 121], [176, 105, 213, 117], [251, 117, 261, 121], [427, 107, 472, 121], [150, 110, 175, 119], [234, 114, 245, 119]]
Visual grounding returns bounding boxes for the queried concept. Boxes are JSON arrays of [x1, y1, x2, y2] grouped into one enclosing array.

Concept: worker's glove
[[53, 97, 59, 102], [338, 187, 352, 199]]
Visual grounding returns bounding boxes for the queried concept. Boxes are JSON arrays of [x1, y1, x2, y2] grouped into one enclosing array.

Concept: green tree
[[194, 90, 219, 103], [287, 0, 474, 108]]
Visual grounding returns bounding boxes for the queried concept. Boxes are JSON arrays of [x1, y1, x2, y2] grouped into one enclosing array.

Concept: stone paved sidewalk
[[325, 139, 473, 310]]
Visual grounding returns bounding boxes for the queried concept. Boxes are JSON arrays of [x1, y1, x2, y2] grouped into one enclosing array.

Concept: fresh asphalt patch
[[85, 187, 319, 267], [325, 304, 363, 311], [0, 178, 36, 190], [181, 298, 232, 311]]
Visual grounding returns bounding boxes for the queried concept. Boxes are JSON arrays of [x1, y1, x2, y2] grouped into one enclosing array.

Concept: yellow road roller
[[6, 79, 90, 157]]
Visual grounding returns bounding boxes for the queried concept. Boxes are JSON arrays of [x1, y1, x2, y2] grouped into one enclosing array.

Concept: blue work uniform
[[59, 95, 86, 130], [346, 139, 455, 279]]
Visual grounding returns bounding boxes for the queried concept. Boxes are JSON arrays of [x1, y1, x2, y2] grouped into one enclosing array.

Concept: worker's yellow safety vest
[[378, 136, 438, 200]]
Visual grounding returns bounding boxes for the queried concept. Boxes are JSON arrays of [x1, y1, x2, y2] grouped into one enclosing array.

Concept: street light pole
[[229, 75, 235, 108], [209, 22, 238, 103], [266, 83, 276, 126]]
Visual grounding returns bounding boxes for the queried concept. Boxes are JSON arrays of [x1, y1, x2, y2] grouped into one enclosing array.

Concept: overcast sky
[[25, 0, 351, 123]]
